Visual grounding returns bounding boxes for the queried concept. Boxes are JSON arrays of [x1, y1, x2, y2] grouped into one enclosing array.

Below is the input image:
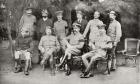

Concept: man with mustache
[[19, 7, 36, 36], [107, 11, 122, 71], [58, 23, 84, 76], [37, 9, 53, 40]]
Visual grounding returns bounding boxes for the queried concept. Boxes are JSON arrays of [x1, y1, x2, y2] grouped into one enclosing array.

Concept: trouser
[[111, 46, 117, 69], [59, 47, 81, 67], [82, 50, 106, 73], [42, 48, 56, 71], [15, 50, 31, 71]]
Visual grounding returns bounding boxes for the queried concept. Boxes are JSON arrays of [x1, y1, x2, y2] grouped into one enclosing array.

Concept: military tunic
[[54, 20, 68, 38], [83, 19, 103, 42], [65, 33, 84, 55], [19, 14, 36, 35], [38, 35, 60, 59], [107, 20, 122, 45], [54, 20, 68, 50], [82, 35, 112, 60], [15, 35, 33, 52], [37, 18, 53, 36], [74, 19, 88, 34], [15, 35, 33, 60]]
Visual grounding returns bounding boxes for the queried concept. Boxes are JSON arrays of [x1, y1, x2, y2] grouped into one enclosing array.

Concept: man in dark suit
[[74, 11, 89, 53], [37, 9, 53, 40], [74, 11, 88, 34]]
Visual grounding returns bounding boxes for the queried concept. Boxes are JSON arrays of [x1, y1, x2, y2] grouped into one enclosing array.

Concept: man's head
[[56, 11, 63, 21], [98, 24, 106, 36], [45, 26, 52, 35], [109, 11, 117, 20], [25, 8, 32, 16], [42, 9, 48, 18], [73, 23, 81, 34], [76, 11, 83, 20], [21, 30, 30, 37], [94, 11, 100, 19]]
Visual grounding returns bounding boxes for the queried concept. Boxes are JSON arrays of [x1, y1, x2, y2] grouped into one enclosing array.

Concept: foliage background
[[1, 0, 140, 49]]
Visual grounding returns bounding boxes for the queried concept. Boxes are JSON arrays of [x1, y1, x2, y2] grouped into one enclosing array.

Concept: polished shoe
[[87, 73, 94, 77], [24, 71, 29, 76], [80, 72, 93, 78], [65, 70, 71, 76], [14, 67, 22, 73], [110, 68, 116, 71]]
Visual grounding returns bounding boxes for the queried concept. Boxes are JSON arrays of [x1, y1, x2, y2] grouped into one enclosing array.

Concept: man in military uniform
[[38, 26, 60, 74], [81, 24, 112, 78], [74, 10, 88, 34], [19, 7, 36, 36], [14, 29, 33, 75], [58, 23, 84, 76], [107, 11, 122, 71], [37, 9, 53, 40], [54, 11, 68, 52], [83, 11, 103, 43]]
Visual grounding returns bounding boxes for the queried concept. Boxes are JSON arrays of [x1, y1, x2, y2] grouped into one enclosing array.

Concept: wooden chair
[[118, 38, 140, 66], [90, 41, 113, 75]]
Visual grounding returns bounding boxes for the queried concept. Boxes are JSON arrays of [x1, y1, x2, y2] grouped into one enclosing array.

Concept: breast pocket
[[49, 39, 56, 46]]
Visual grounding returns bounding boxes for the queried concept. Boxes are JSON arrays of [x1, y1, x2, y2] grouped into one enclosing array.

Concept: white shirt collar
[[43, 17, 48, 21]]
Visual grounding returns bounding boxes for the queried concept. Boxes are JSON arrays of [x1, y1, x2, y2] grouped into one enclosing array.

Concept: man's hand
[[41, 48, 45, 54], [83, 34, 86, 39], [113, 42, 117, 46]]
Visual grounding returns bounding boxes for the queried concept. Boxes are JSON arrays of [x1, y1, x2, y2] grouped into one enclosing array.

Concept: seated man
[[58, 23, 85, 76], [38, 26, 60, 74], [81, 24, 112, 78], [14, 30, 33, 75]]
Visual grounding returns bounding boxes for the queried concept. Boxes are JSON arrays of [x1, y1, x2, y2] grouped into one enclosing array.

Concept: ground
[[0, 41, 140, 84]]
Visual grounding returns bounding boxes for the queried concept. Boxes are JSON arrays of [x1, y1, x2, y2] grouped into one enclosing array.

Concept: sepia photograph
[[0, 0, 140, 84]]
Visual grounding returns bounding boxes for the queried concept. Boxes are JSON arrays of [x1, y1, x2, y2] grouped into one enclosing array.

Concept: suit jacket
[[74, 19, 88, 34]]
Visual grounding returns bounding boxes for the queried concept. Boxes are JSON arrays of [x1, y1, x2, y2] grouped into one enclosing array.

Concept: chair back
[[124, 38, 140, 56]]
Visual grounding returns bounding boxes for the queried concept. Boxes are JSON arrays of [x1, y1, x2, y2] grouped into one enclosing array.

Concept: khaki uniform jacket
[[38, 35, 60, 51], [107, 20, 122, 44]]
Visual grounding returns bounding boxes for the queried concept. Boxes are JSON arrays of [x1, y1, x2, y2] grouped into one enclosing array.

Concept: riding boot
[[65, 59, 72, 76], [24, 60, 29, 75], [14, 59, 22, 73]]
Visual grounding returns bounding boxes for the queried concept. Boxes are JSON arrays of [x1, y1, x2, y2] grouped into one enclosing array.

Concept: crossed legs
[[81, 52, 103, 78]]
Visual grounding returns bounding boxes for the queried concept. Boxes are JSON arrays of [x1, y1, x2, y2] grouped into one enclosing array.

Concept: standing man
[[74, 10, 88, 34], [19, 7, 36, 36], [54, 10, 68, 52], [37, 9, 53, 40], [83, 11, 103, 43], [107, 11, 122, 71], [74, 10, 88, 53]]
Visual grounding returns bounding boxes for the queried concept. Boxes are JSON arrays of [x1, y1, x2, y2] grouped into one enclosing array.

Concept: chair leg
[[42, 64, 45, 71], [29, 59, 32, 70], [107, 60, 111, 74]]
